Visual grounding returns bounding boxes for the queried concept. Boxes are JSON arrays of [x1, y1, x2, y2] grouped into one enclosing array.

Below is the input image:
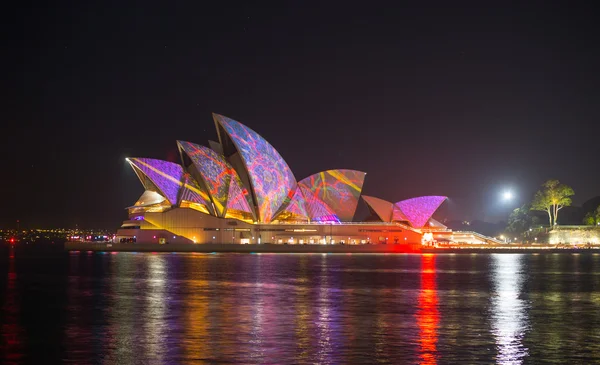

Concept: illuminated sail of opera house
[[117, 113, 449, 245]]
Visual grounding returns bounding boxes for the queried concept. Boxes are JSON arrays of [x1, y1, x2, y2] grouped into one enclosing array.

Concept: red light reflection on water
[[1, 250, 24, 362], [417, 254, 439, 365]]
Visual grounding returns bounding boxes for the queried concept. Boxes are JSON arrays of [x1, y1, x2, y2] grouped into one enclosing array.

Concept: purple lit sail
[[394, 196, 447, 228], [128, 158, 186, 205], [214, 114, 296, 223]]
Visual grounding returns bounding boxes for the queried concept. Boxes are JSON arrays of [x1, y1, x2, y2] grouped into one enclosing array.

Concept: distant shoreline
[[63, 242, 600, 254]]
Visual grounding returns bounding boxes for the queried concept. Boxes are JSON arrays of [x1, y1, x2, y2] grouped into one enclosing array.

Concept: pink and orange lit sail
[[298, 169, 366, 222]]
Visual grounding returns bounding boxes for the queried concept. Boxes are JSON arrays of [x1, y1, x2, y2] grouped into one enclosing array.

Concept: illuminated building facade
[[117, 113, 448, 245]]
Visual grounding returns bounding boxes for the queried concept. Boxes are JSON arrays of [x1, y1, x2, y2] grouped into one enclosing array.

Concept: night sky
[[4, 1, 599, 229]]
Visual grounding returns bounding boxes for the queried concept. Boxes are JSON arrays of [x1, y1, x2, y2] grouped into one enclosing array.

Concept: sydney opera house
[[116, 114, 448, 245]]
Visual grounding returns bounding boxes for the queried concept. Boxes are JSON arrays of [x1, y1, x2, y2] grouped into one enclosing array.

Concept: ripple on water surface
[[2, 251, 600, 363]]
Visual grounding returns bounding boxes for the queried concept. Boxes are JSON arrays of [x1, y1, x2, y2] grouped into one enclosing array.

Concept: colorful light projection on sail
[[178, 141, 233, 216], [272, 186, 309, 222], [225, 173, 255, 219], [394, 196, 447, 228], [214, 114, 296, 223], [298, 184, 339, 222], [285, 187, 309, 218], [127, 158, 186, 205], [127, 158, 213, 212], [298, 170, 366, 221], [179, 173, 213, 215]]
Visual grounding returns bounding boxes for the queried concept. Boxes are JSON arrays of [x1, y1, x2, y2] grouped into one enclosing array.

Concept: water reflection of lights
[[316, 254, 332, 363], [491, 254, 529, 364], [374, 288, 392, 362], [294, 257, 311, 361], [417, 254, 439, 365], [182, 268, 209, 361], [108, 253, 143, 363], [249, 254, 266, 363], [145, 253, 167, 363]]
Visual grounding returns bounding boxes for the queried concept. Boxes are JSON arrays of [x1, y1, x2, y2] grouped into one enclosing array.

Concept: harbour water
[[2, 248, 600, 363]]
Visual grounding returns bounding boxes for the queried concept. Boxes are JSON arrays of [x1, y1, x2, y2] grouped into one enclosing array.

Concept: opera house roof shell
[[126, 113, 446, 227]]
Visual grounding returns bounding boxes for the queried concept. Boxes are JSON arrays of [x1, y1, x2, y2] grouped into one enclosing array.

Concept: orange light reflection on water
[[417, 254, 439, 365]]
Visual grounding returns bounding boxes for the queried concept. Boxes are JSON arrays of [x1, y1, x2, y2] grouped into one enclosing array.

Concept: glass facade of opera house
[[116, 114, 449, 245]]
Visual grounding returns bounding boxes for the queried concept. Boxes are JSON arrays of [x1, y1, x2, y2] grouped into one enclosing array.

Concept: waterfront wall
[[65, 242, 421, 253], [63, 241, 600, 254], [548, 226, 600, 245]]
